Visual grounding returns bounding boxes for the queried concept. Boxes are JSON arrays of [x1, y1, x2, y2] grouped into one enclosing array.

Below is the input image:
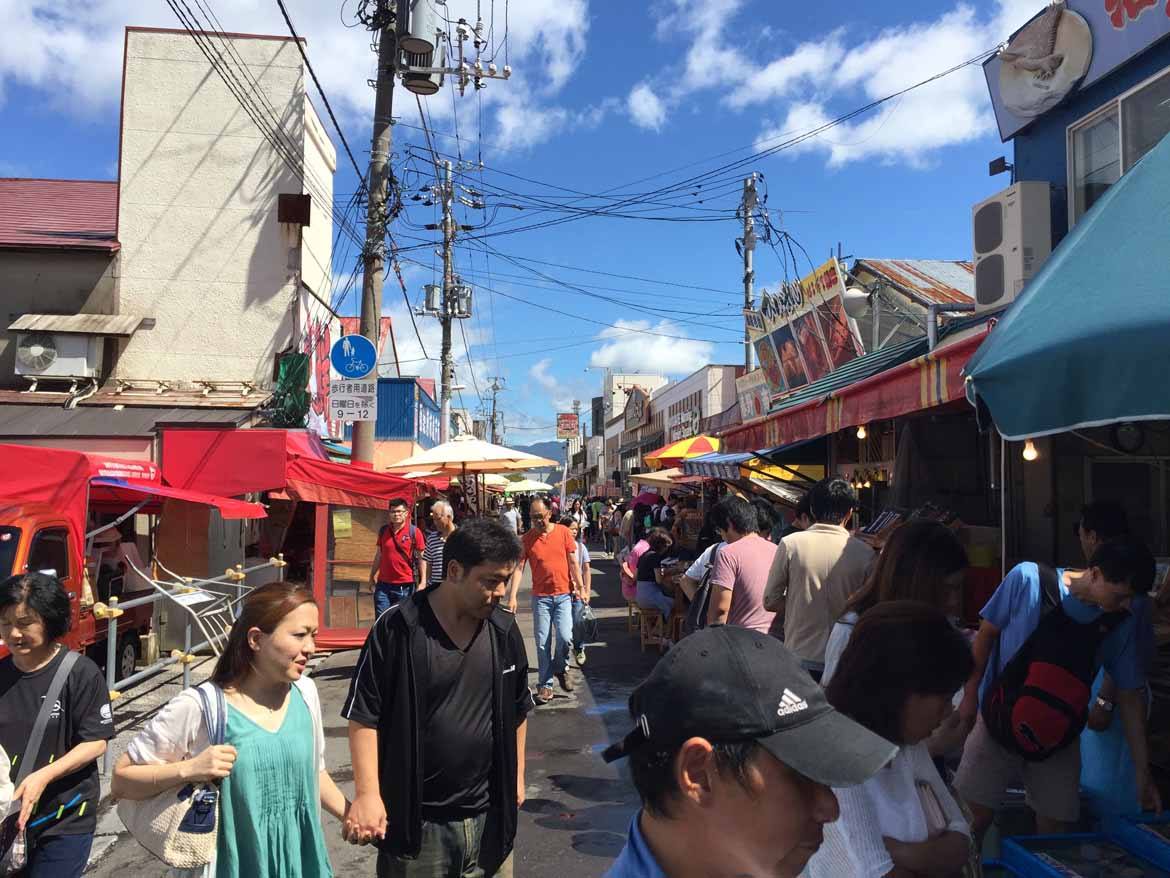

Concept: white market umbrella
[[504, 479, 554, 493], [382, 435, 558, 475]]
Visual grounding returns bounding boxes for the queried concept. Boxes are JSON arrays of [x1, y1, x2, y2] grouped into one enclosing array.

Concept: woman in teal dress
[[113, 583, 348, 878]]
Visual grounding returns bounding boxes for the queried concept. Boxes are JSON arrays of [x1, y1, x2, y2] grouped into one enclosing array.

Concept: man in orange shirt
[[509, 498, 584, 703]]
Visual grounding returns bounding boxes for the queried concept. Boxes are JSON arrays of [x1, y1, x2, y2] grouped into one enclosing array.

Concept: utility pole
[[741, 173, 758, 372], [352, 0, 405, 465], [487, 376, 505, 444], [439, 158, 455, 443]]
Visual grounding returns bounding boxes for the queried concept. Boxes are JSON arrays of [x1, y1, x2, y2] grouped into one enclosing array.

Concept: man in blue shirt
[[955, 535, 1162, 843], [601, 625, 897, 878]]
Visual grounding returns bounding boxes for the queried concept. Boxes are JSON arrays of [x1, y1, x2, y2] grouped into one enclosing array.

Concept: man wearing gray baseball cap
[[603, 624, 898, 878]]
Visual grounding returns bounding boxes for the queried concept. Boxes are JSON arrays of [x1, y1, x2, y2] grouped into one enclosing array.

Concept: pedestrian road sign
[[330, 379, 378, 422], [331, 334, 377, 379]]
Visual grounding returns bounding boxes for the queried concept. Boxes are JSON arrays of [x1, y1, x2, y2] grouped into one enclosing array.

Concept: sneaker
[[575, 649, 587, 667], [536, 686, 554, 704], [556, 672, 574, 693]]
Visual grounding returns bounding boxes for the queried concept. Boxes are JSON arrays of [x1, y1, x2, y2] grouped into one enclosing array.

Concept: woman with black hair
[[807, 601, 976, 878], [0, 573, 114, 878], [634, 528, 675, 618]]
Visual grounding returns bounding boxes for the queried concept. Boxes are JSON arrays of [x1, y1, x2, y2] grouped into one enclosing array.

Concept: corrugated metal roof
[[8, 314, 145, 336], [767, 312, 990, 417], [0, 404, 251, 437], [855, 259, 974, 306], [0, 389, 268, 409], [0, 179, 119, 252]]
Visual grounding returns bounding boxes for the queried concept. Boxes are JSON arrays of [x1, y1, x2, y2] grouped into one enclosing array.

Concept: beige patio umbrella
[[383, 435, 558, 474], [503, 478, 554, 493]]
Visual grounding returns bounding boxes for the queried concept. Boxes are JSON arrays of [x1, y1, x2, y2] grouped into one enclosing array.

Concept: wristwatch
[[1095, 696, 1115, 713]]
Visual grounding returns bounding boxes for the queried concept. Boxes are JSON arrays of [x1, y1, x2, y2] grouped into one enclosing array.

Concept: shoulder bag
[[682, 545, 721, 637], [117, 682, 226, 868], [0, 649, 79, 876]]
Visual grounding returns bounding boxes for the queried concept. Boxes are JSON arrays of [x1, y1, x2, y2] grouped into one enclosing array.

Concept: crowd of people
[[0, 478, 1164, 878]]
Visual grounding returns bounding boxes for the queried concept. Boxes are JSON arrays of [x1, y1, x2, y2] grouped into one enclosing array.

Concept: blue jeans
[[636, 580, 674, 617], [375, 581, 414, 616], [532, 593, 573, 688], [23, 832, 94, 878]]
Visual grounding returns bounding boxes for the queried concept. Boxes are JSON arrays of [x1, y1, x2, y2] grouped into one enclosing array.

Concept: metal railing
[[96, 556, 287, 774]]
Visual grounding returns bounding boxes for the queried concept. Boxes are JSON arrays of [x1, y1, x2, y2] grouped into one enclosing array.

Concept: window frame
[[1066, 64, 1170, 225], [27, 526, 72, 581]]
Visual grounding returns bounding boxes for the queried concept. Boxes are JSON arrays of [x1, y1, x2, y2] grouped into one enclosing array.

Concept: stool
[[669, 612, 685, 641], [626, 599, 641, 633], [640, 609, 666, 652]]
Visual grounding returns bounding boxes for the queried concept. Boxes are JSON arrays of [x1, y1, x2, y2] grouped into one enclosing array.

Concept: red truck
[[0, 444, 265, 682]]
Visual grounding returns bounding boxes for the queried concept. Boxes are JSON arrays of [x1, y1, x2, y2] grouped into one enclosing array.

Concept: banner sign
[[557, 412, 580, 440], [624, 388, 650, 430], [984, 0, 1170, 140], [668, 408, 701, 442], [736, 369, 772, 423], [746, 259, 864, 396]]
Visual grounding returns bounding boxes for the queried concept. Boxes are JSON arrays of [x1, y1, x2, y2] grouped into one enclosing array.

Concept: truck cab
[[0, 502, 151, 681]]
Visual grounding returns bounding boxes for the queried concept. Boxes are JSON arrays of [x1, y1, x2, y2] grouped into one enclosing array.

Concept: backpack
[[981, 565, 1128, 762]]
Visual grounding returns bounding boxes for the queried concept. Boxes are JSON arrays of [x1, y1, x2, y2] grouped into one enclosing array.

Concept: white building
[[649, 364, 744, 444]]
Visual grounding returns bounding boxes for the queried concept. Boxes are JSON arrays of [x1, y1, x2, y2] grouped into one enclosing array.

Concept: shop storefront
[[160, 427, 415, 649]]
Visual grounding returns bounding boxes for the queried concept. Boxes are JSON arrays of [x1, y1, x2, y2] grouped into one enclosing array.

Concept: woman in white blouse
[[807, 601, 976, 878]]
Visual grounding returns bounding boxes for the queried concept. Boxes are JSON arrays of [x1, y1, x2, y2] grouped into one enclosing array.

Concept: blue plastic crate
[[1102, 814, 1170, 871], [1002, 832, 1170, 877]]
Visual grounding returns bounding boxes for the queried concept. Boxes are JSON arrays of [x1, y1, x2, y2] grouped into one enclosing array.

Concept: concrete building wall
[[0, 251, 118, 387], [116, 29, 318, 389], [300, 97, 337, 302]]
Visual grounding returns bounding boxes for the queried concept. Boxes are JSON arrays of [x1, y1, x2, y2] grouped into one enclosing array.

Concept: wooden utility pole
[[352, 1, 404, 464]]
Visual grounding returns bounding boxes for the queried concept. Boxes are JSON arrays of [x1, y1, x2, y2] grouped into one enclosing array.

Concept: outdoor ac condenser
[[14, 331, 104, 379], [971, 181, 1052, 314]]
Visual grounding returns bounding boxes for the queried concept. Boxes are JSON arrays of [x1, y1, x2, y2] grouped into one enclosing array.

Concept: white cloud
[[589, 320, 713, 375], [0, 0, 592, 151], [627, 82, 667, 131], [529, 358, 558, 392], [632, 0, 1044, 167]]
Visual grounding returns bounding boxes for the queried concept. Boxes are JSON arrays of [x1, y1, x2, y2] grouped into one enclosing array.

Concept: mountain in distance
[[510, 440, 564, 467]]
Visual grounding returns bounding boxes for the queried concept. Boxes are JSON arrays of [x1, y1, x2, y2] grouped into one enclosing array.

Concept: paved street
[[86, 549, 658, 877]]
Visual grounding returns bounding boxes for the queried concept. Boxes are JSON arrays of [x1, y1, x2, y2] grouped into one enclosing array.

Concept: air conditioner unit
[[972, 181, 1052, 314], [14, 332, 103, 379]]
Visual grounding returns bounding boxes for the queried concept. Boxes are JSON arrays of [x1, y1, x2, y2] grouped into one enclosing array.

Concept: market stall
[[160, 427, 415, 649]]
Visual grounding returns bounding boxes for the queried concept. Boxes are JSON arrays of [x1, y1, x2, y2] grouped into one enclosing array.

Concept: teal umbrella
[[965, 131, 1170, 440]]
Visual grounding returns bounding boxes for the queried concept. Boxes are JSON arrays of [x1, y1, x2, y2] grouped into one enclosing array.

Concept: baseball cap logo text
[[777, 688, 809, 717]]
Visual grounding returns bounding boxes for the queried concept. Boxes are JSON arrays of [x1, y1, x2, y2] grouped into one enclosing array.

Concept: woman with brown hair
[[633, 528, 676, 618], [807, 602, 976, 878], [112, 582, 347, 877], [820, 520, 968, 687]]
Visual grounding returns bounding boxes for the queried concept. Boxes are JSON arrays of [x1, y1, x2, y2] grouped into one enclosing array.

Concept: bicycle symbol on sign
[[346, 357, 370, 375]]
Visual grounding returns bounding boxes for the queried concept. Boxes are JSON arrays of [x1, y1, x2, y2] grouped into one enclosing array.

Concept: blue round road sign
[[331, 334, 377, 379]]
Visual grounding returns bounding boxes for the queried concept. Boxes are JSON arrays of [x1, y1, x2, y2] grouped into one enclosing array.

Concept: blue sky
[[0, 0, 1040, 442]]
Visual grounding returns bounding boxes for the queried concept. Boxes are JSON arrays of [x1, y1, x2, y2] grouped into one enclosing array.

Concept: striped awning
[[684, 450, 754, 480]]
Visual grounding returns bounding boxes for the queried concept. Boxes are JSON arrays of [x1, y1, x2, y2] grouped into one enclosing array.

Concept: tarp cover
[[965, 131, 1170, 440], [161, 428, 415, 509], [0, 443, 264, 564]]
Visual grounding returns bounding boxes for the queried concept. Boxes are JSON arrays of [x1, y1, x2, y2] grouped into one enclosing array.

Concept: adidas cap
[[602, 624, 897, 788]]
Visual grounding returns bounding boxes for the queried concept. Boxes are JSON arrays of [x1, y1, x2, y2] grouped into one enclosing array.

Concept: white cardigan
[[123, 677, 326, 878]]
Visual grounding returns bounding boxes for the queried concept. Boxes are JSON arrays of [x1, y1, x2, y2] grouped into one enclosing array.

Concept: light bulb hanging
[[1022, 439, 1039, 462], [856, 425, 867, 440]]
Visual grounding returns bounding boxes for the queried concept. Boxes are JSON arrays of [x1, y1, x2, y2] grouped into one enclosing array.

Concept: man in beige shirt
[[764, 477, 874, 680]]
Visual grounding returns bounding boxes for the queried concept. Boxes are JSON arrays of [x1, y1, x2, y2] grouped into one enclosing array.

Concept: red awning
[[161, 428, 415, 509], [0, 443, 263, 564], [90, 479, 264, 520], [721, 330, 989, 453]]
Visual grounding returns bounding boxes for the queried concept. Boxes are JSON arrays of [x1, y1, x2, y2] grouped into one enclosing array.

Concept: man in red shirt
[[370, 497, 425, 616], [508, 498, 583, 703]]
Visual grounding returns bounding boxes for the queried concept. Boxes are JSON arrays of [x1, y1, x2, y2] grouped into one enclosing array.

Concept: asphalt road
[[85, 548, 658, 877]]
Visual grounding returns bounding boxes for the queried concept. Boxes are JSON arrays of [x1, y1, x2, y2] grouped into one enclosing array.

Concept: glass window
[[0, 527, 20, 577], [1122, 69, 1170, 171], [1071, 108, 1120, 221], [28, 528, 70, 580]]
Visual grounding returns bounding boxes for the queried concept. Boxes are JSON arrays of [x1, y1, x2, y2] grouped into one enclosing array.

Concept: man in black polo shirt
[[343, 517, 532, 877]]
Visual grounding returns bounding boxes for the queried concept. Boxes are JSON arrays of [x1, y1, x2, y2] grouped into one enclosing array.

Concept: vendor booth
[[160, 428, 415, 649]]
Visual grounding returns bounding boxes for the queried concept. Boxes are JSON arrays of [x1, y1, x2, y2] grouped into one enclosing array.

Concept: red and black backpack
[[981, 564, 1127, 762]]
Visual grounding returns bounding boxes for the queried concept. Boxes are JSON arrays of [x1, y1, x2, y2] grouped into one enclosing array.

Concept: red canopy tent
[[160, 428, 416, 649], [0, 443, 265, 563], [160, 428, 414, 508]]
